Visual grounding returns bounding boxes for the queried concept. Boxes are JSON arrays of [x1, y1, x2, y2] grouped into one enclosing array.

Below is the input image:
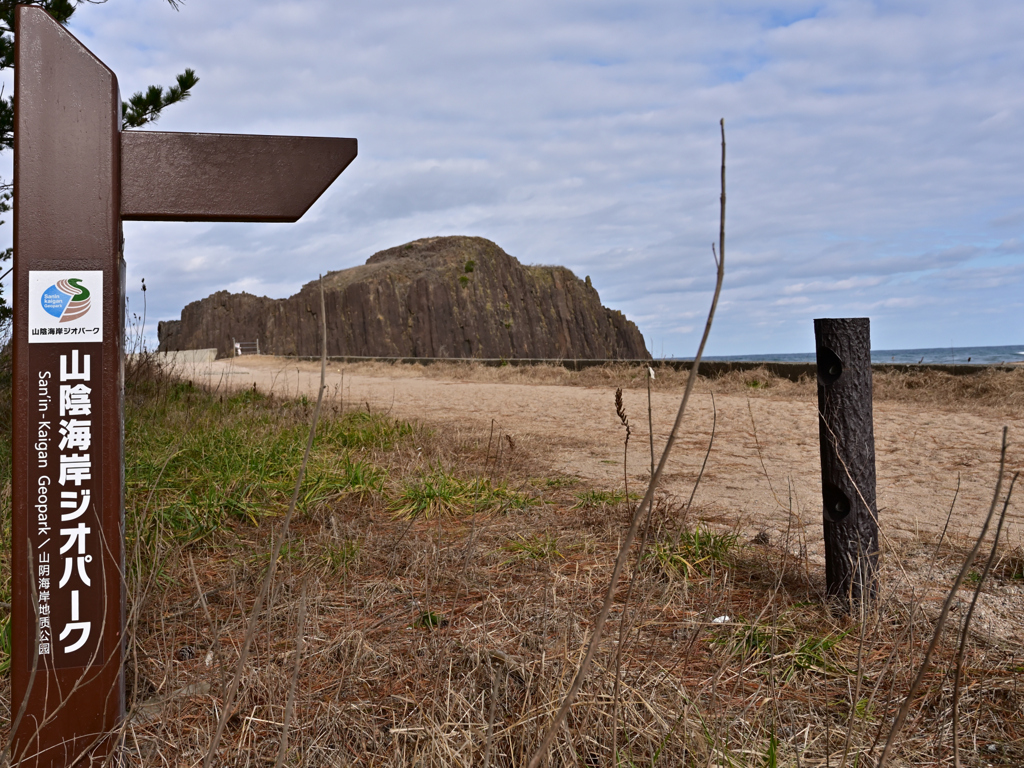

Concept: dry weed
[[1, 356, 1022, 766]]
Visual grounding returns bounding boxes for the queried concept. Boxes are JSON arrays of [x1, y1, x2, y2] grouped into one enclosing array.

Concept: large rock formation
[[158, 236, 649, 360]]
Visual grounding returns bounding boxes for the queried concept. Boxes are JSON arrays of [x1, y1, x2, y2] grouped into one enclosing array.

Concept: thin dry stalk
[[613, 386, 712, 754], [747, 398, 785, 511], [683, 390, 716, 521], [876, 427, 1009, 767], [933, 474, 960, 565], [274, 583, 308, 768], [186, 552, 229, 696], [647, 366, 655, 478], [952, 473, 1017, 768], [203, 276, 329, 767], [526, 119, 727, 768], [486, 418, 497, 470], [482, 656, 499, 768], [611, 387, 631, 755], [839, 584, 868, 768], [861, 475, 963, 748], [0, 546, 41, 768]]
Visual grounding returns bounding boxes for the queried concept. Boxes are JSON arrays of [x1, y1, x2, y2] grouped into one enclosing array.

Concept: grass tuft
[[643, 524, 738, 581], [390, 471, 532, 519], [125, 378, 416, 542], [571, 489, 632, 508], [502, 532, 563, 562]]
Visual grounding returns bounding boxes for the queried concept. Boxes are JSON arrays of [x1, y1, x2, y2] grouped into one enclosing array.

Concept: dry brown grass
[[310, 358, 1024, 411], [111, 486, 1024, 766], [2, 363, 1023, 766], [872, 366, 1024, 411]]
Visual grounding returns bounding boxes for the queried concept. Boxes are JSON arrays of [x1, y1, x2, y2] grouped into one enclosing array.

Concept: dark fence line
[[278, 355, 1020, 382]]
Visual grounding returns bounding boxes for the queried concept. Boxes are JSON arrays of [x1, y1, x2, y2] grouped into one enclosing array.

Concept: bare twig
[[647, 365, 655, 479], [952, 472, 1017, 768], [876, 427, 1010, 767], [187, 553, 227, 692], [526, 119, 727, 768], [482, 655, 500, 768], [487, 418, 497, 469], [839, 577, 868, 768], [864, 475, 963, 754], [683, 390, 716, 521], [747, 398, 785, 512], [275, 583, 308, 768], [612, 387, 631, 754], [615, 387, 631, 497], [933, 473, 960, 566]]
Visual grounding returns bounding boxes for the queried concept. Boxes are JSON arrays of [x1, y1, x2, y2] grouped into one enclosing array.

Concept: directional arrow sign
[[10, 7, 356, 766], [121, 132, 356, 222]]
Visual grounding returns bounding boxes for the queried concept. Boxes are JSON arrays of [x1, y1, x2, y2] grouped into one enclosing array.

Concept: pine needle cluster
[[121, 69, 200, 129]]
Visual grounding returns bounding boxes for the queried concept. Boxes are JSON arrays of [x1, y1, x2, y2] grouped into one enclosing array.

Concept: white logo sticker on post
[[28, 271, 103, 343]]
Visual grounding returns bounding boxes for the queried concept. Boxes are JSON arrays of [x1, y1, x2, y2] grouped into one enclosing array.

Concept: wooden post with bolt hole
[[814, 317, 879, 607], [10, 7, 356, 766]]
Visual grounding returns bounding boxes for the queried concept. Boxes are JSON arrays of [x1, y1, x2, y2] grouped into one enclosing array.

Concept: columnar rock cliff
[[157, 236, 650, 360]]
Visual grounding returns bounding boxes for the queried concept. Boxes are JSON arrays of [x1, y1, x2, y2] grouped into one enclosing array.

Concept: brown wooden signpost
[[10, 6, 356, 765]]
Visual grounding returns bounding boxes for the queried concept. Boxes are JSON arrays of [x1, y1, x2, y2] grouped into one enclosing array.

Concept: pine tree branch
[[121, 68, 199, 129]]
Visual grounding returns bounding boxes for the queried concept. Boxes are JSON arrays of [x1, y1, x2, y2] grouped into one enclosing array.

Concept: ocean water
[[687, 344, 1024, 366]]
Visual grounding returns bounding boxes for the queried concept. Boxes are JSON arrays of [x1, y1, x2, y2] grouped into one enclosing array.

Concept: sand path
[[177, 356, 1024, 549]]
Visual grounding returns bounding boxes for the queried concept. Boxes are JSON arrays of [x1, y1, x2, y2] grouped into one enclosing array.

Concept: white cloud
[[21, 0, 1019, 356]]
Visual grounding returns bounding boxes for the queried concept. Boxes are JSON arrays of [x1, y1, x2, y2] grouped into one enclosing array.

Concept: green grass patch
[[714, 621, 850, 681], [390, 471, 533, 519], [301, 456, 386, 510], [502, 532, 563, 562], [125, 381, 413, 543], [571, 489, 631, 508], [414, 610, 447, 630], [643, 524, 738, 580], [0, 615, 10, 676], [543, 476, 580, 488], [323, 538, 360, 575]]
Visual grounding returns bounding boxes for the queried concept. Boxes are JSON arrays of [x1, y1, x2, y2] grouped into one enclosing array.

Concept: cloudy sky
[[7, 0, 1024, 356]]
